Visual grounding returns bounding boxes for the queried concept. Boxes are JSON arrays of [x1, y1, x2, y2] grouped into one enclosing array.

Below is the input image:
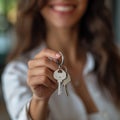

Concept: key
[[53, 51, 71, 96], [64, 85, 68, 96], [53, 68, 67, 95], [58, 79, 62, 95], [53, 69, 67, 81], [53, 51, 66, 95], [62, 73, 71, 86], [62, 73, 71, 96]]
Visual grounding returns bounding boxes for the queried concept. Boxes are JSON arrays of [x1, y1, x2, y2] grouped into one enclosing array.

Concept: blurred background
[[0, 0, 120, 119]]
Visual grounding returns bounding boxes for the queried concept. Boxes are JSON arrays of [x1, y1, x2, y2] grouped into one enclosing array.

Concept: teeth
[[53, 6, 75, 12]]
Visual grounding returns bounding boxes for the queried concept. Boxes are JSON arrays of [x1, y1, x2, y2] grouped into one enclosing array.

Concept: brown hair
[[9, 0, 120, 105]]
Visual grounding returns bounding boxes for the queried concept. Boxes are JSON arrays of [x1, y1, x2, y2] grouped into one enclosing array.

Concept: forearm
[[29, 96, 49, 120]]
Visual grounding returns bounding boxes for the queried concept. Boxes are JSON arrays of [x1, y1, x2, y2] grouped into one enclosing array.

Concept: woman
[[2, 0, 120, 120]]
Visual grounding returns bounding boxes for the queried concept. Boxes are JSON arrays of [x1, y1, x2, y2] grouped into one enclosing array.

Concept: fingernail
[[56, 53, 61, 58]]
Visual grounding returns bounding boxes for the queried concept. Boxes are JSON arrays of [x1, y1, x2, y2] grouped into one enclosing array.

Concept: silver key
[[53, 69, 66, 81], [53, 68, 67, 95], [64, 84, 68, 96], [53, 51, 71, 96], [62, 73, 71, 96], [58, 79, 62, 95], [62, 73, 71, 86]]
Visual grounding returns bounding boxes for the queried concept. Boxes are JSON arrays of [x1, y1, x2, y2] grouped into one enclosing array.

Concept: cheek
[[77, 0, 88, 17], [40, 8, 52, 24]]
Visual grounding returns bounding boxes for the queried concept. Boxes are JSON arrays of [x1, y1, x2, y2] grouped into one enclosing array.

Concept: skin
[[27, 0, 98, 119]]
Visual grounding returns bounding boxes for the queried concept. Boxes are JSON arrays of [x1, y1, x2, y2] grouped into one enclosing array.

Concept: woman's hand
[[27, 48, 61, 101]]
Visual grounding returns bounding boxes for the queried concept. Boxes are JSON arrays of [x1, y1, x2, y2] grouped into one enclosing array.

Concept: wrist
[[29, 95, 49, 120], [32, 94, 49, 106]]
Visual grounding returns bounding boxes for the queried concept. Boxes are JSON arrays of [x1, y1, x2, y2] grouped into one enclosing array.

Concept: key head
[[53, 69, 67, 81], [62, 73, 71, 86]]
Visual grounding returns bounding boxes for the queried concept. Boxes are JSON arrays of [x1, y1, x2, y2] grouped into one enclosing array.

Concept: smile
[[49, 3, 77, 13], [52, 6, 76, 12]]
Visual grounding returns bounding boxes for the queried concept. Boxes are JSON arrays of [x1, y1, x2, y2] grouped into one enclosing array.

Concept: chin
[[51, 20, 79, 29]]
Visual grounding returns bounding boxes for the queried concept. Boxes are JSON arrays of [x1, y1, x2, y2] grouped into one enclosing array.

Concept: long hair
[[9, 0, 120, 105]]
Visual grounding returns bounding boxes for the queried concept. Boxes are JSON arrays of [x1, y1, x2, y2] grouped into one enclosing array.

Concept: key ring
[[56, 51, 64, 68]]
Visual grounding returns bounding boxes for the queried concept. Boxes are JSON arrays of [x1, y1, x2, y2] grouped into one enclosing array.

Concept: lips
[[49, 3, 77, 13], [52, 6, 75, 12]]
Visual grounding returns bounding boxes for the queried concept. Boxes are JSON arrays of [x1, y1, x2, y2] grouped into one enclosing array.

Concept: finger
[[28, 76, 57, 89], [28, 57, 58, 71], [28, 67, 57, 83], [35, 48, 61, 59]]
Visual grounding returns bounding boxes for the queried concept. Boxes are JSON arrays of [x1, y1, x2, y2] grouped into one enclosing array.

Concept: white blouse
[[2, 43, 120, 120]]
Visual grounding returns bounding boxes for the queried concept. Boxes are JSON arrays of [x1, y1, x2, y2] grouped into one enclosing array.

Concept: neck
[[46, 26, 84, 63]]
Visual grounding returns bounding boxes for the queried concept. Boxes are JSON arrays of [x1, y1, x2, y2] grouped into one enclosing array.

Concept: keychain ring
[[58, 51, 64, 67]]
